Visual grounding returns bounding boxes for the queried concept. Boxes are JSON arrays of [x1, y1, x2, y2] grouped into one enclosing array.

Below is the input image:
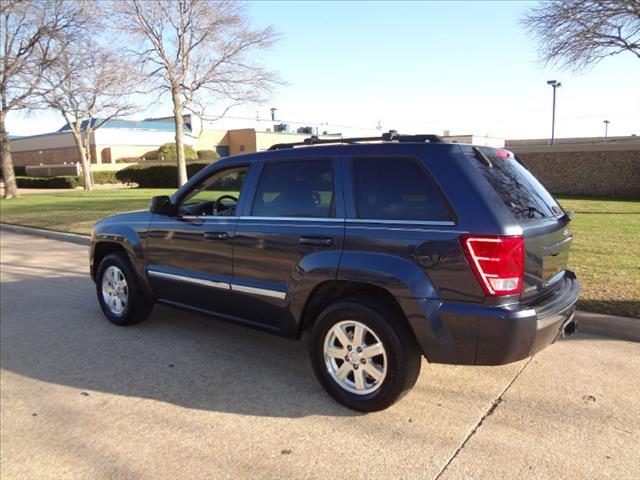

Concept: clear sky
[[7, 0, 640, 139]]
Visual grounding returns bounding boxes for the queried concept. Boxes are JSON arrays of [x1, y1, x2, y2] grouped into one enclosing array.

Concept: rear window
[[353, 157, 453, 222], [476, 148, 562, 221], [252, 159, 334, 218]]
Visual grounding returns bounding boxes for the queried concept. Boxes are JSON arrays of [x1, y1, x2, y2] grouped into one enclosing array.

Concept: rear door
[[231, 157, 345, 335], [474, 147, 573, 300]]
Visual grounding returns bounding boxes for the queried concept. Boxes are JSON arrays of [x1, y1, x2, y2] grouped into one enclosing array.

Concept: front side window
[[252, 159, 334, 218], [179, 167, 248, 217], [353, 157, 452, 221]]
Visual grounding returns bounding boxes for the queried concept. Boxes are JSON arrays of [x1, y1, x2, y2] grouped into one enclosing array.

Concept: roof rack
[[268, 130, 445, 150]]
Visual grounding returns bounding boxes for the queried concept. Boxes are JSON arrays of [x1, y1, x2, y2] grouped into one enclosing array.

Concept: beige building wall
[[227, 129, 257, 156], [255, 131, 311, 151], [195, 130, 229, 151]]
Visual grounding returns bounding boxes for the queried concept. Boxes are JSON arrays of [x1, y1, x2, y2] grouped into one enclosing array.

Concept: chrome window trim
[[237, 216, 455, 226], [184, 215, 239, 220], [347, 218, 456, 226], [148, 270, 286, 300], [239, 216, 344, 223], [148, 270, 230, 291], [230, 284, 287, 300]]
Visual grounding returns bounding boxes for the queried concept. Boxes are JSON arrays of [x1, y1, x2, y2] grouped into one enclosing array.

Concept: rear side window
[[252, 159, 334, 217], [353, 157, 452, 221], [477, 148, 562, 220]]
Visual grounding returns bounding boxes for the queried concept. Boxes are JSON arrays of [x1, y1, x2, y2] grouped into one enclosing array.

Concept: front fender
[[91, 217, 151, 295]]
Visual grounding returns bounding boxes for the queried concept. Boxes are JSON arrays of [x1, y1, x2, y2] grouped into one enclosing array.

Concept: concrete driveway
[[1, 231, 638, 479]]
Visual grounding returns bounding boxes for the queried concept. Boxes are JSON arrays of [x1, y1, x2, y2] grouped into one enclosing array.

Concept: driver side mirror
[[149, 195, 174, 216]]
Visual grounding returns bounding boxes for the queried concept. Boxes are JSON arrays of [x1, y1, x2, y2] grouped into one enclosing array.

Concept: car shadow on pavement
[[0, 275, 358, 418]]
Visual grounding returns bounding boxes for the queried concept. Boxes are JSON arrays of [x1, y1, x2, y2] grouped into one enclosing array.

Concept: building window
[[239, 145, 245, 152]]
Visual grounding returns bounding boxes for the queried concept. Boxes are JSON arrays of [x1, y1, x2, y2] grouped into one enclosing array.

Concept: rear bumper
[[407, 271, 580, 365]]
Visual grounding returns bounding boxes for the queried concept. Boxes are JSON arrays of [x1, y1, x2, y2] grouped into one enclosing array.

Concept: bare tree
[[1, 0, 86, 198], [522, 0, 640, 71], [112, 0, 280, 186], [40, 42, 140, 190]]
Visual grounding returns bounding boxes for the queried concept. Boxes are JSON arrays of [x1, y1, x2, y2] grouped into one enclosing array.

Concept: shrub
[[115, 162, 210, 188], [197, 149, 220, 160], [140, 149, 159, 160], [156, 142, 198, 161], [115, 156, 142, 163], [92, 171, 119, 184], [15, 176, 79, 189]]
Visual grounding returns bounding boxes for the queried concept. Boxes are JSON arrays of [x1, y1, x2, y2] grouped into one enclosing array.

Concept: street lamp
[[603, 120, 610, 143], [547, 80, 562, 145]]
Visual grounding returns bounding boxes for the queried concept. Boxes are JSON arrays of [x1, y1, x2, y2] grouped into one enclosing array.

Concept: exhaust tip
[[563, 319, 578, 337]]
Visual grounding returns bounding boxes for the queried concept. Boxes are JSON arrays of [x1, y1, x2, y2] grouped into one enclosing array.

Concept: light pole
[[547, 80, 561, 145], [603, 120, 610, 142]]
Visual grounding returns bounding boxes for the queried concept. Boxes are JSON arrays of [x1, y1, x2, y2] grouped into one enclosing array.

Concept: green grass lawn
[[0, 189, 175, 236], [556, 196, 639, 319], [1, 189, 638, 318]]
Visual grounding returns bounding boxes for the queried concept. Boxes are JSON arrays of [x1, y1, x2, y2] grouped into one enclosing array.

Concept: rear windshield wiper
[[514, 205, 547, 218]]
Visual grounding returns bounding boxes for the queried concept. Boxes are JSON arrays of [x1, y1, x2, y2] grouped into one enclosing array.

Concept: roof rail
[[268, 130, 445, 150]]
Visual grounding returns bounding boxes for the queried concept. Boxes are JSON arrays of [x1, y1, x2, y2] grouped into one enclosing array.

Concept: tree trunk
[[70, 130, 93, 191], [0, 110, 19, 199], [171, 91, 188, 186]]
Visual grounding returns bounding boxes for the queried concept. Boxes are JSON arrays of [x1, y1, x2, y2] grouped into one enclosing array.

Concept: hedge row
[[91, 170, 119, 184], [115, 162, 211, 188], [14, 171, 120, 189], [15, 176, 80, 189], [197, 149, 219, 160]]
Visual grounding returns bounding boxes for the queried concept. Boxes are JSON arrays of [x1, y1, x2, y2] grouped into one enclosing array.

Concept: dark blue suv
[[91, 132, 580, 411]]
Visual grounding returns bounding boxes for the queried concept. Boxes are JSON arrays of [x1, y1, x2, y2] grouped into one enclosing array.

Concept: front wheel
[[309, 298, 421, 412], [96, 252, 153, 326]]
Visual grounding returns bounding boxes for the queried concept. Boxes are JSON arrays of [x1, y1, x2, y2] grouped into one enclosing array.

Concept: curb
[[1, 222, 638, 342], [575, 310, 639, 342], [0, 222, 90, 246]]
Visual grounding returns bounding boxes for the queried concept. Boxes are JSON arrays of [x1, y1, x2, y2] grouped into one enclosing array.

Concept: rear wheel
[[309, 298, 421, 412], [96, 252, 153, 326]]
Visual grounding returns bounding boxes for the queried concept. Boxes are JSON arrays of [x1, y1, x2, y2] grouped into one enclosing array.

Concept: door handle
[[204, 231, 229, 240], [299, 236, 333, 246]]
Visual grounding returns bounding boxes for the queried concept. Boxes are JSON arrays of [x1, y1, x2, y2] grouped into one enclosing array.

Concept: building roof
[[56, 118, 191, 133]]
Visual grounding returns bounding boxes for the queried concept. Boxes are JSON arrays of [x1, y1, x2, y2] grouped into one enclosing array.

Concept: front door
[[232, 157, 345, 335], [146, 165, 249, 316]]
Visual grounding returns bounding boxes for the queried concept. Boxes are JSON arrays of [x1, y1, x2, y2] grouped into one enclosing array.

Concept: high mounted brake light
[[460, 235, 524, 296], [495, 149, 514, 159]]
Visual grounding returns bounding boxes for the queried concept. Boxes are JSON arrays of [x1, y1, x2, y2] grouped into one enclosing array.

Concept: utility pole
[[603, 120, 610, 143], [546, 80, 561, 145]]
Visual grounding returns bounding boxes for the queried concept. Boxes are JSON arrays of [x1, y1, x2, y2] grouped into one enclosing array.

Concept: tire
[[95, 252, 153, 326], [309, 297, 422, 412]]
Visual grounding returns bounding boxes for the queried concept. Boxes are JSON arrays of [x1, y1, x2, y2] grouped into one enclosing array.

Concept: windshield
[[475, 147, 563, 221]]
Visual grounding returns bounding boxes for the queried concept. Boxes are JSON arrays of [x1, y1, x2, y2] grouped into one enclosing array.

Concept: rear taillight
[[460, 235, 524, 296]]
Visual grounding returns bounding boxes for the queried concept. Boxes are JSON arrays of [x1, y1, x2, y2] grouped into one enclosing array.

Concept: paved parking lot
[[1, 231, 639, 479]]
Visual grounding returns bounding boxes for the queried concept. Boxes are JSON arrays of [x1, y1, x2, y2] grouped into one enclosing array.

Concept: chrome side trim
[[147, 270, 286, 299], [347, 218, 456, 226], [231, 284, 287, 300], [148, 270, 230, 290]]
